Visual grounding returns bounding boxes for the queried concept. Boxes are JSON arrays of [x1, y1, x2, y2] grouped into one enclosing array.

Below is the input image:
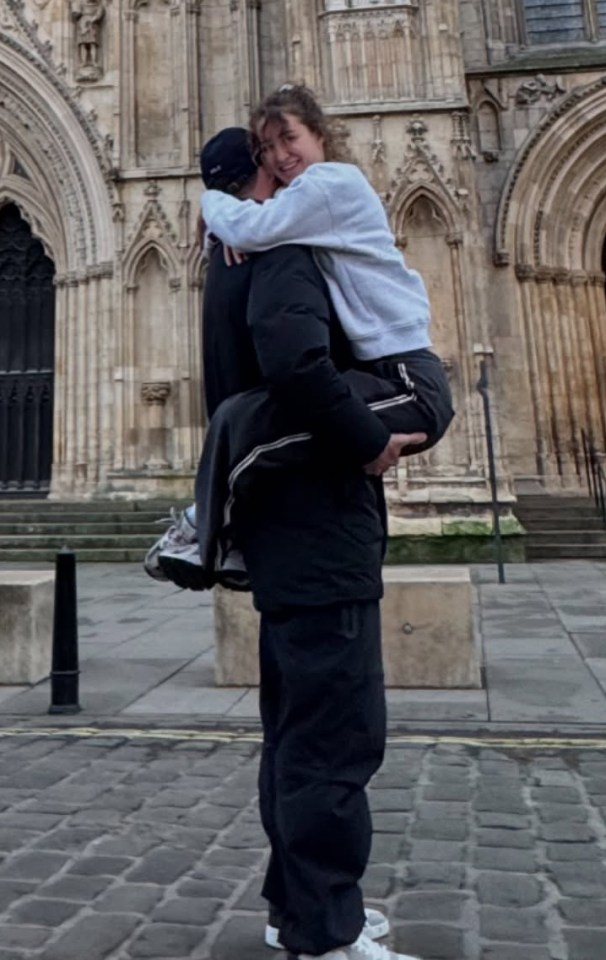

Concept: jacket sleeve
[[201, 172, 344, 252], [246, 246, 390, 467]]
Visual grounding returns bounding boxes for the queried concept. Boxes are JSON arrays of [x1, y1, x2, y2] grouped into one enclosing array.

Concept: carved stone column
[[141, 381, 171, 469]]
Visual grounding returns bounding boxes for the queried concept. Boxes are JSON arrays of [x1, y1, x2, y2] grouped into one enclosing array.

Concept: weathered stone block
[[381, 566, 479, 687], [214, 565, 480, 689], [0, 572, 55, 684]]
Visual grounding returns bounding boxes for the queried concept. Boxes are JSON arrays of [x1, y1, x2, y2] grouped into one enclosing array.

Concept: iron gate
[[0, 203, 55, 497]]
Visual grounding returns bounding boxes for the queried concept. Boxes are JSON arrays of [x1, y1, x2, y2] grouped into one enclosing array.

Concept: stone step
[[515, 515, 605, 531], [0, 522, 163, 536], [0, 535, 155, 550], [525, 542, 606, 561], [0, 512, 179, 525], [0, 500, 189, 514], [527, 530, 606, 545], [0, 548, 150, 563], [515, 504, 601, 518]]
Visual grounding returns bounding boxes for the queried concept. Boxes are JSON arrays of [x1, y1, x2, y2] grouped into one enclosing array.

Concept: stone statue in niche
[[71, 0, 105, 81]]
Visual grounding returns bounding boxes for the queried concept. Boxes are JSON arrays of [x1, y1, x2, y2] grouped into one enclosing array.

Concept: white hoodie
[[201, 162, 431, 362]]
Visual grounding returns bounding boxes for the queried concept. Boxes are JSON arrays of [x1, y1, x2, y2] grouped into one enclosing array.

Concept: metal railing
[[581, 429, 606, 527]]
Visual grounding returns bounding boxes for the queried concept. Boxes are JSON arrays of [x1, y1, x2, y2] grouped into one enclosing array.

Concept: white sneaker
[[266, 909, 390, 951], [143, 506, 197, 581], [297, 933, 421, 960]]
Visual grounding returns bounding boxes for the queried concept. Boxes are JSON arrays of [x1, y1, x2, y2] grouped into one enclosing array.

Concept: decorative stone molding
[[141, 382, 171, 405], [515, 74, 565, 107], [371, 115, 386, 167], [495, 75, 606, 266], [0, 37, 114, 272], [320, 2, 421, 105], [329, 118, 353, 162], [387, 115, 464, 230], [535, 266, 555, 284], [515, 263, 535, 282], [451, 112, 476, 161]]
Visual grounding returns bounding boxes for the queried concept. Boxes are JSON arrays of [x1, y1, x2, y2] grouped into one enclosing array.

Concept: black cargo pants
[[257, 599, 386, 956]]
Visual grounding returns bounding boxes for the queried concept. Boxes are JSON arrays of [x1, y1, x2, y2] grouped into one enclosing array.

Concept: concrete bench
[[214, 565, 480, 688], [0, 571, 55, 684]]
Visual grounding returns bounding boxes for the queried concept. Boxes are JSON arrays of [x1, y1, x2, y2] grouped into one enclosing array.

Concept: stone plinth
[[381, 566, 479, 688], [214, 566, 480, 689], [0, 572, 55, 684], [214, 586, 261, 686]]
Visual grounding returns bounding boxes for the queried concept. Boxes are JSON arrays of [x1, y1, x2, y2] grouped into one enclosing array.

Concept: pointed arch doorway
[[0, 204, 55, 497]]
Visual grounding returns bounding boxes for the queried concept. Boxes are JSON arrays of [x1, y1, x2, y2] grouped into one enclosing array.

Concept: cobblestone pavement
[[0, 732, 605, 959]]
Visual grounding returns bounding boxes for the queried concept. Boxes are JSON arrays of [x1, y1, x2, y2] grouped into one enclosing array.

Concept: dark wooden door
[[0, 204, 55, 497]]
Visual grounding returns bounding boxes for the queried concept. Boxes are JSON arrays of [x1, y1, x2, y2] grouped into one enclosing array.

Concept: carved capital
[[141, 381, 171, 405], [446, 231, 463, 248], [515, 263, 535, 282], [589, 272, 606, 287], [570, 270, 588, 287], [553, 268, 571, 286], [535, 266, 555, 284]]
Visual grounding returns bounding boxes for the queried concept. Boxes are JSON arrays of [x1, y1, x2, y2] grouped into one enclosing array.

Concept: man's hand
[[223, 244, 248, 267], [364, 432, 427, 476]]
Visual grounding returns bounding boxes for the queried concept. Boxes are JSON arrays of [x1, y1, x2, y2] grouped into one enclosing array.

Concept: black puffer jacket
[[202, 243, 387, 613]]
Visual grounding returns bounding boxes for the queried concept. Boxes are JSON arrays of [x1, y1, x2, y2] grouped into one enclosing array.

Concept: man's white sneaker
[[143, 506, 197, 581], [296, 932, 421, 960], [266, 908, 389, 950]]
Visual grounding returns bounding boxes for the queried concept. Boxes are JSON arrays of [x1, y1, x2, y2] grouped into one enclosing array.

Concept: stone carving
[[451, 112, 476, 161], [321, 5, 420, 104], [71, 0, 105, 81], [371, 115, 386, 167], [141, 381, 171, 405], [388, 116, 461, 216], [515, 74, 565, 106], [141, 382, 171, 470], [330, 118, 353, 162]]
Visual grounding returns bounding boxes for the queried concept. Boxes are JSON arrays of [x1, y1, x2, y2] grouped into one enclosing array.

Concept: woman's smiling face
[[257, 113, 326, 185]]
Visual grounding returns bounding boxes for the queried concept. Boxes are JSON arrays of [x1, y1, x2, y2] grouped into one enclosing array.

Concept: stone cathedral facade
[[0, 0, 605, 530]]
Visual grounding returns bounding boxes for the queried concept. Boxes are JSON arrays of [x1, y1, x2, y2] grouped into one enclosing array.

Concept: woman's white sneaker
[[296, 932, 421, 960], [266, 909, 390, 951]]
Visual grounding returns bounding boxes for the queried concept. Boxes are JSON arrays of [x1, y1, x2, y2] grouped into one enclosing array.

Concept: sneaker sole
[[158, 554, 210, 591], [265, 916, 390, 950]]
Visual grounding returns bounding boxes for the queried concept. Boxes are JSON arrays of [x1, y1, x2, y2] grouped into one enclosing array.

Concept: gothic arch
[[0, 177, 61, 268], [495, 75, 606, 270], [495, 76, 606, 482], [390, 181, 461, 245], [0, 35, 113, 274], [123, 199, 181, 288], [123, 237, 180, 292]]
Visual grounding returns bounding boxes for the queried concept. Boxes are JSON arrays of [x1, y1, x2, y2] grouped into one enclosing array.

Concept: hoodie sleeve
[[247, 245, 390, 467], [201, 168, 344, 252]]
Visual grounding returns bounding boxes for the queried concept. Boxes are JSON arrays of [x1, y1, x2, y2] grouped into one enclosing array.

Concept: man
[[161, 128, 421, 960]]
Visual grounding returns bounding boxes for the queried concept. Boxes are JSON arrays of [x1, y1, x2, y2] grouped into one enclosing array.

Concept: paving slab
[[0, 560, 605, 727], [487, 656, 606, 724]]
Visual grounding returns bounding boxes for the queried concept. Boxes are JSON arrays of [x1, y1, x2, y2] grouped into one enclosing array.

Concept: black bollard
[[49, 547, 81, 714]]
